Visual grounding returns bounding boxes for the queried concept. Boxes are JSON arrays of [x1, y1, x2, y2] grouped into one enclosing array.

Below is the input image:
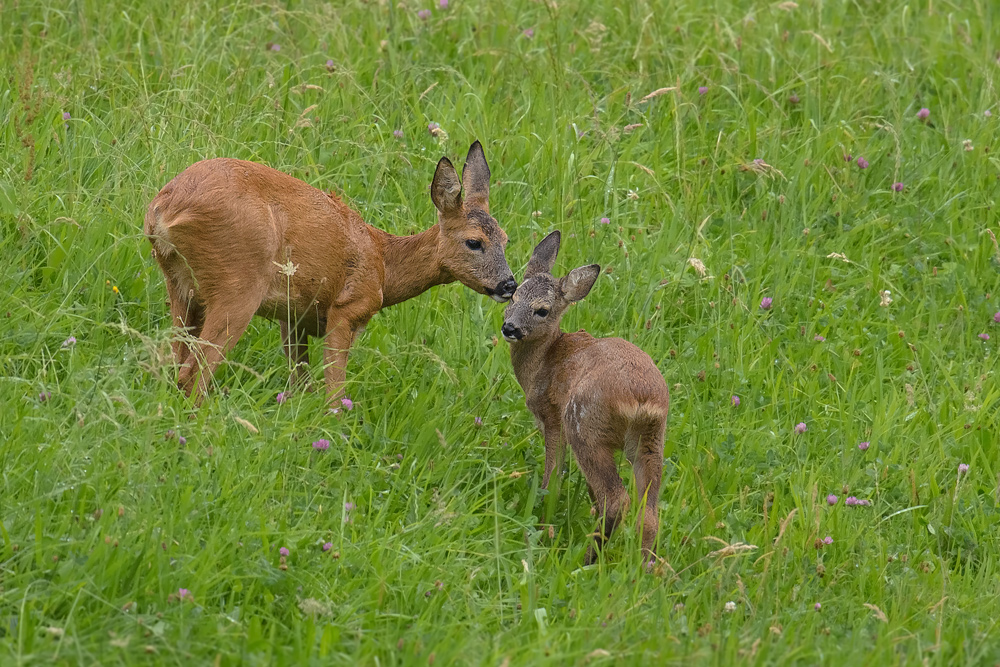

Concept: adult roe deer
[[144, 141, 515, 406], [501, 231, 669, 564]]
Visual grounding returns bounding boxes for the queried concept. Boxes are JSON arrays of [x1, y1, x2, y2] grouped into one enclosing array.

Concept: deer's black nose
[[501, 322, 522, 340], [496, 278, 517, 300]]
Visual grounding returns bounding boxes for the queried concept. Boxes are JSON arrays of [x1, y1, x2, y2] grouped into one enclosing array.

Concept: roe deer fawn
[[502, 231, 669, 564], [144, 141, 515, 407]]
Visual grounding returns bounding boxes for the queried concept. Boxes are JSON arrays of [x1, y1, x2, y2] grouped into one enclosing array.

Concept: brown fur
[[502, 231, 669, 564], [144, 141, 515, 406]]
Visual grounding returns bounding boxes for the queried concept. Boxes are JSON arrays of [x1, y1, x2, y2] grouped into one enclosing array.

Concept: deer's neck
[[376, 225, 451, 308], [509, 331, 562, 398]]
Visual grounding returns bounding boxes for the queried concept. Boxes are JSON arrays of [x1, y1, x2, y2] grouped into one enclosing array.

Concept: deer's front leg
[[323, 300, 375, 410]]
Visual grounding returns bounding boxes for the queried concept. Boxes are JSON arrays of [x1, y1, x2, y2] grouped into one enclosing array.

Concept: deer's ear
[[561, 264, 600, 302], [524, 231, 561, 278], [462, 140, 490, 213], [431, 157, 462, 215]]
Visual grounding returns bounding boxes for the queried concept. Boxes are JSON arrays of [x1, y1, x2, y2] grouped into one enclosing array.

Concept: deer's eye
[[465, 239, 483, 251], [535, 308, 549, 318]]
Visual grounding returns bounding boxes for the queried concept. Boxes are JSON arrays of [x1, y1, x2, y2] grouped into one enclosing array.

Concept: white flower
[[724, 601, 737, 612], [273, 260, 298, 277], [687, 257, 707, 277], [879, 290, 893, 307]]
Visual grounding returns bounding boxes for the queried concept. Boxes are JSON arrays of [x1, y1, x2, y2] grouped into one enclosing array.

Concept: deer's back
[[145, 158, 380, 331]]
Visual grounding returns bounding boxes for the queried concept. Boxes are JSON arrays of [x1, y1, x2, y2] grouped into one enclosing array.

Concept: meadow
[[2, 0, 1000, 663]]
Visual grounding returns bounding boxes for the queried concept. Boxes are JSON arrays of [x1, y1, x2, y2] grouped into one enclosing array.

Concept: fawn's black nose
[[496, 278, 518, 300], [501, 322, 522, 340]]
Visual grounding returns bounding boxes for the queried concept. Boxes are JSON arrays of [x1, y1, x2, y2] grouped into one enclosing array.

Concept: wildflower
[[731, 395, 740, 407], [474, 416, 483, 426], [276, 392, 287, 404], [814, 602, 822, 611], [963, 139, 974, 151], [341, 397, 353, 411], [269, 43, 281, 52], [39, 391, 51, 403], [645, 559, 655, 574], [393, 129, 404, 139], [312, 438, 330, 451], [843, 153, 852, 162], [892, 182, 904, 192], [326, 59, 335, 71], [724, 601, 736, 612], [986, 110, 993, 118], [280, 547, 289, 556], [322, 542, 333, 552], [858, 441, 870, 451], [62, 336, 77, 348], [760, 297, 773, 310], [879, 290, 893, 307], [826, 494, 838, 505], [814, 334, 825, 342], [178, 436, 187, 446], [427, 121, 439, 133], [417, 9, 431, 19], [112, 285, 119, 294], [344, 502, 355, 512], [523, 28, 534, 38], [980, 333, 990, 341], [917, 108, 930, 121], [794, 422, 807, 434], [845, 496, 858, 506], [789, 93, 800, 105], [178, 588, 191, 601], [698, 86, 708, 95], [439, 0, 449, 7], [600, 217, 610, 224], [994, 311, 1000, 323], [62, 111, 71, 121], [823, 536, 833, 545], [958, 463, 969, 474], [856, 156, 869, 169]]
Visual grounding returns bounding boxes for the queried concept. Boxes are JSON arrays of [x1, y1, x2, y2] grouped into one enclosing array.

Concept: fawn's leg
[[626, 423, 665, 558], [541, 417, 566, 490], [571, 432, 629, 565]]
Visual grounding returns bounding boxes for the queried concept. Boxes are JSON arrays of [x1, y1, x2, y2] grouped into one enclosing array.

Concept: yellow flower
[[112, 285, 119, 294]]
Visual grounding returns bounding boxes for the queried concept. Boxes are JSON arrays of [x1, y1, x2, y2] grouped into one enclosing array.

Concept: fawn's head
[[502, 231, 600, 343], [431, 141, 516, 302]]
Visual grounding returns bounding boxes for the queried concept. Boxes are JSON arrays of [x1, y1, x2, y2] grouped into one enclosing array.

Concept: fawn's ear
[[431, 157, 463, 216], [524, 230, 561, 278], [461, 140, 490, 213], [561, 264, 600, 302]]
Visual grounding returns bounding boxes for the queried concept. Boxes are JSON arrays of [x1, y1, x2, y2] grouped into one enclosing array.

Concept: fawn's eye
[[534, 308, 549, 318], [465, 239, 483, 251]]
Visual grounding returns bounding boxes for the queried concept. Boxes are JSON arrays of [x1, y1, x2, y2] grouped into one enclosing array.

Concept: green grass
[[2, 0, 1000, 663]]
